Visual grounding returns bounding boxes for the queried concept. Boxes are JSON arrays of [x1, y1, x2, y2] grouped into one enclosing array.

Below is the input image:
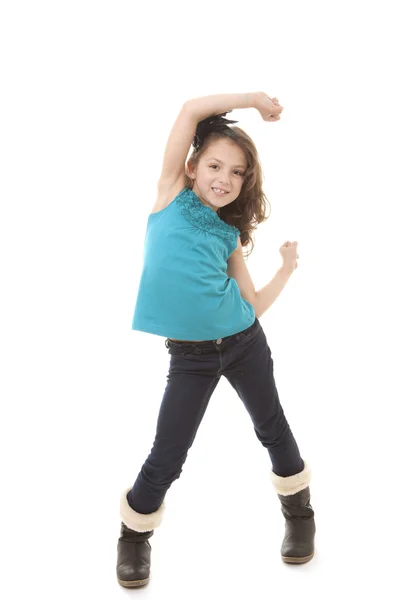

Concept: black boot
[[271, 460, 316, 564], [116, 487, 166, 588], [116, 522, 154, 587]]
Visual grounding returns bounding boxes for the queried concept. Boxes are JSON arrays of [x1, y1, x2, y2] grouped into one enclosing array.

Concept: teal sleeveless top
[[132, 187, 256, 340]]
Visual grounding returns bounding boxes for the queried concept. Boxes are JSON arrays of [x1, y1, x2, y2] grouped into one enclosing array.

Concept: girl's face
[[187, 138, 247, 213]]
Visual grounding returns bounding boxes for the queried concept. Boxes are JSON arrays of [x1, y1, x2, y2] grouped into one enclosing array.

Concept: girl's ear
[[186, 159, 196, 179]]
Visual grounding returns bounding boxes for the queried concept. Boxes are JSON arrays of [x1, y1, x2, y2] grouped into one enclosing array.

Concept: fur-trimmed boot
[[116, 487, 166, 588], [270, 460, 316, 564]]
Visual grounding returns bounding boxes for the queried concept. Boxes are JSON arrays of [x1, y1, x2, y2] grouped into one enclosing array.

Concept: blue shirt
[[132, 187, 256, 340]]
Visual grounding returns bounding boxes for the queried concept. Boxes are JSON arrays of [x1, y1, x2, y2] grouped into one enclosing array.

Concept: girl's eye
[[210, 165, 244, 176]]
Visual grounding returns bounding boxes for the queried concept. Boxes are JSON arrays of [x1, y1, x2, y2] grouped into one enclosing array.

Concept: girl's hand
[[279, 241, 299, 271], [253, 92, 284, 121]]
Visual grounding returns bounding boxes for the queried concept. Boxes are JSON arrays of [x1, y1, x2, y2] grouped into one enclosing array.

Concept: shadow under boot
[[116, 486, 166, 588], [270, 460, 316, 564]]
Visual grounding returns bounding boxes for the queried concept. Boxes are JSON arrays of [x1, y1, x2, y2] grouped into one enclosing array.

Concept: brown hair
[[184, 126, 271, 259]]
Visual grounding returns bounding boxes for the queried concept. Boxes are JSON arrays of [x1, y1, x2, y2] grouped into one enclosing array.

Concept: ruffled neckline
[[175, 187, 240, 243]]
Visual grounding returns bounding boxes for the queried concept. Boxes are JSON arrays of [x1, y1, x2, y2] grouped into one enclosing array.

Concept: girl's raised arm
[[185, 93, 256, 123], [157, 104, 201, 188]]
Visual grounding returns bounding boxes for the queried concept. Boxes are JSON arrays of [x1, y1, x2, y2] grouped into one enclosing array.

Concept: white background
[[1, 0, 399, 597]]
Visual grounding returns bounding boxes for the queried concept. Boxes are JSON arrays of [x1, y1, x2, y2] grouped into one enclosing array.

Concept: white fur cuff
[[270, 460, 312, 496], [120, 486, 166, 532]]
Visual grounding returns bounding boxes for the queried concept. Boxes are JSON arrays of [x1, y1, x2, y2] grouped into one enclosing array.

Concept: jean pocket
[[238, 319, 261, 342], [240, 330, 255, 342]]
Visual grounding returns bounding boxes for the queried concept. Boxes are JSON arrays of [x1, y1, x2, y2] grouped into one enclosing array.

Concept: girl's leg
[[127, 352, 221, 514], [222, 326, 304, 477]]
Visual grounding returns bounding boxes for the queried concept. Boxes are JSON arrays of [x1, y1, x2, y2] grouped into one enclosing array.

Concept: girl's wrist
[[243, 93, 256, 107], [252, 91, 270, 112]]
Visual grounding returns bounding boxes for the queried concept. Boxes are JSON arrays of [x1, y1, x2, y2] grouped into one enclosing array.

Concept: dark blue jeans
[[127, 317, 304, 514]]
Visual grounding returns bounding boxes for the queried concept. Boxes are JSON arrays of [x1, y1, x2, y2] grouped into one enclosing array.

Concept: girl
[[116, 92, 316, 588]]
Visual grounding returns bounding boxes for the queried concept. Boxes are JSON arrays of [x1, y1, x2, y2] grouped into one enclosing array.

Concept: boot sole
[[282, 552, 314, 564], [117, 576, 150, 587]]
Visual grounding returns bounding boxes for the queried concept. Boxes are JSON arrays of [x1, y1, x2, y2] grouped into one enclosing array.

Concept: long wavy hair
[[184, 112, 271, 258]]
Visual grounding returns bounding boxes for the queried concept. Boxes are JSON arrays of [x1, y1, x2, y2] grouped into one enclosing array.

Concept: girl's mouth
[[212, 188, 228, 196]]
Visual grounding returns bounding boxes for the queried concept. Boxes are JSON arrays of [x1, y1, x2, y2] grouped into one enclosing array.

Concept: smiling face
[[186, 138, 247, 213]]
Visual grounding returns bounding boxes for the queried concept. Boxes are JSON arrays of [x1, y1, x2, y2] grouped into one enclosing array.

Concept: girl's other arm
[[254, 267, 294, 318]]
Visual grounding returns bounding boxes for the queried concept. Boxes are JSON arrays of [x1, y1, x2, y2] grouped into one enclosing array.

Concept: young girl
[[116, 92, 316, 588]]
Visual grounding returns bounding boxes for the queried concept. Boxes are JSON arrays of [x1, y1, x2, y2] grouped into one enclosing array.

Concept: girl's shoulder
[[150, 175, 187, 215]]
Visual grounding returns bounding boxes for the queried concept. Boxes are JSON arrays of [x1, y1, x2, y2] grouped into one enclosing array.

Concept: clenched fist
[[253, 92, 284, 121], [280, 241, 299, 271]]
